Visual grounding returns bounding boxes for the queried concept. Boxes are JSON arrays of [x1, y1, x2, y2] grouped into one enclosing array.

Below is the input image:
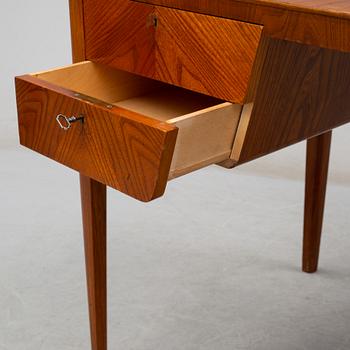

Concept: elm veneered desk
[[14, 0, 350, 348]]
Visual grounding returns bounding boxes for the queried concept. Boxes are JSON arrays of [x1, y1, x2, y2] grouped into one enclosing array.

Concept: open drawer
[[15, 61, 242, 201]]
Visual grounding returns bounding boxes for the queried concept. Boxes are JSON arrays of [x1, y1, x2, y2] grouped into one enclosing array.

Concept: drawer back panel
[[83, 0, 263, 104]]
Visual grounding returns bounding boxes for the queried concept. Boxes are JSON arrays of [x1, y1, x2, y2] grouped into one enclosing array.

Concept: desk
[[15, 0, 350, 348]]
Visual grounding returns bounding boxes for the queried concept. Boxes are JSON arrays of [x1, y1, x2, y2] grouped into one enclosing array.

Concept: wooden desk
[[14, 0, 350, 348]]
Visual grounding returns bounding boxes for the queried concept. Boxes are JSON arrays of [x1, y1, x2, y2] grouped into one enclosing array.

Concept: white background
[[1, 1, 350, 349]]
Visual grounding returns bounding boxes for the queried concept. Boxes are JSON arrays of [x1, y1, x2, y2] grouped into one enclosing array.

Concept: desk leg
[[80, 175, 107, 350], [303, 131, 332, 273]]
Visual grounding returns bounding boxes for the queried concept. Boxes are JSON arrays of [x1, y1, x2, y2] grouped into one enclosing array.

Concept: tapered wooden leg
[[80, 174, 107, 350], [303, 131, 332, 273]]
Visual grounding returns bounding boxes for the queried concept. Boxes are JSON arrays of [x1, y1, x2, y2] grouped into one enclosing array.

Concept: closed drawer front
[[16, 61, 242, 201], [84, 0, 263, 103]]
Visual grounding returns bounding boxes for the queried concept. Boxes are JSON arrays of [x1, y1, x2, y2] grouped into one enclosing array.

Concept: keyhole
[[147, 14, 158, 29], [153, 16, 158, 28]]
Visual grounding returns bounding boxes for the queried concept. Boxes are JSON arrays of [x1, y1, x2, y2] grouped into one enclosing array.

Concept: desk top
[[135, 0, 350, 51], [138, 0, 350, 18], [231, 0, 350, 18]]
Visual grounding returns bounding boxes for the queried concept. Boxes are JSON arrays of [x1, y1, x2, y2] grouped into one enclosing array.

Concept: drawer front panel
[[15, 76, 177, 202], [153, 7, 262, 103], [84, 1, 155, 76], [84, 0, 263, 103]]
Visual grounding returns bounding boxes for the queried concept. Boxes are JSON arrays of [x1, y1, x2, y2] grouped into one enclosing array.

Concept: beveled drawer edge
[[230, 103, 254, 162]]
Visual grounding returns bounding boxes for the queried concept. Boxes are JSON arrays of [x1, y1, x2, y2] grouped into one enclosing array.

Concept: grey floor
[[1, 1, 350, 349], [1, 124, 350, 350]]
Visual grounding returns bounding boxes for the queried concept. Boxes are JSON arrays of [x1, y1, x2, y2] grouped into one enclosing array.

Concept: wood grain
[[83, 0, 263, 103], [134, 0, 350, 52], [255, 0, 350, 17], [84, 0, 155, 76], [69, 6, 109, 350], [69, 0, 85, 63], [80, 175, 107, 350], [15, 75, 178, 202], [229, 37, 350, 165], [153, 7, 262, 103], [303, 131, 332, 273], [136, 0, 350, 18]]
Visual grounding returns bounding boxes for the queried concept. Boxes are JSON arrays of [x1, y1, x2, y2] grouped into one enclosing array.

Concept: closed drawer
[[84, 0, 263, 103], [16, 61, 242, 201]]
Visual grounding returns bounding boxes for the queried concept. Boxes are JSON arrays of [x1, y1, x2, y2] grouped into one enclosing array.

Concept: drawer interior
[[34, 61, 221, 118], [33, 61, 242, 179]]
